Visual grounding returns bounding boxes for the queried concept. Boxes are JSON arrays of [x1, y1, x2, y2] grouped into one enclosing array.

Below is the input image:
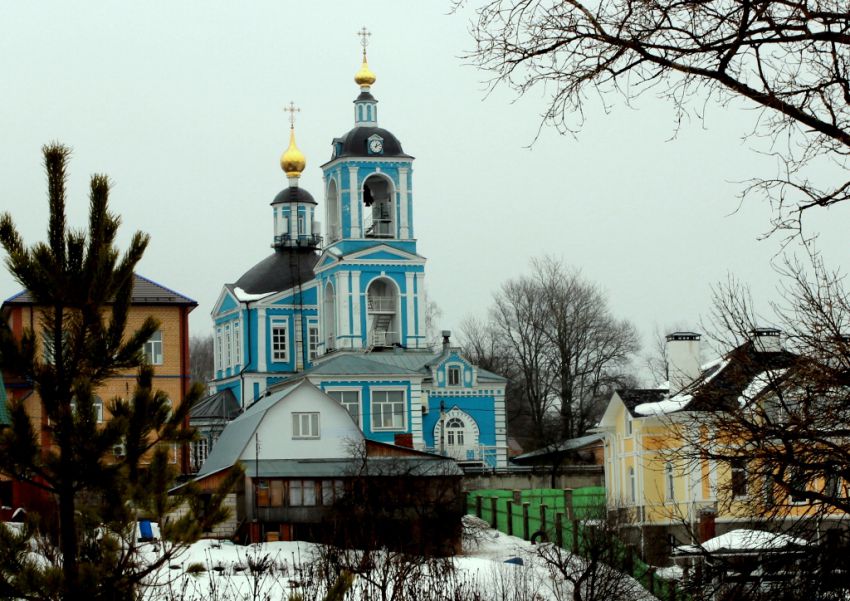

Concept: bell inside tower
[[362, 175, 394, 238]]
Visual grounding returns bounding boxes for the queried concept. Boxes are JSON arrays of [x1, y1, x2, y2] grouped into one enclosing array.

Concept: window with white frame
[[371, 389, 405, 430], [625, 411, 633, 436], [628, 466, 636, 503], [232, 321, 241, 366], [308, 324, 319, 360], [289, 479, 317, 506], [215, 327, 223, 371], [271, 320, 289, 362], [665, 462, 675, 501], [292, 412, 320, 439], [327, 389, 360, 426], [224, 324, 232, 368], [94, 396, 104, 423], [445, 417, 465, 446], [447, 365, 461, 386], [193, 438, 209, 470], [144, 330, 163, 365]]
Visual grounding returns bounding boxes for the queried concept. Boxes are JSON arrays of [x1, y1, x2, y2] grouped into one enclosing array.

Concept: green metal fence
[[466, 487, 681, 600]]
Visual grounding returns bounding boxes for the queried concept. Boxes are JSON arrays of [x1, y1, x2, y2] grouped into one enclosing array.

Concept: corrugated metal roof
[[190, 388, 241, 420], [4, 273, 196, 306], [240, 456, 463, 478], [307, 354, 424, 377]]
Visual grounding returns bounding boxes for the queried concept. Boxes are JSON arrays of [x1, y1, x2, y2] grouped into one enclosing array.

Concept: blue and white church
[[205, 40, 507, 469]]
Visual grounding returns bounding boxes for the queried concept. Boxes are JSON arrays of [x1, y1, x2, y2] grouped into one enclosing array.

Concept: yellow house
[[1, 273, 197, 477], [596, 330, 825, 564]]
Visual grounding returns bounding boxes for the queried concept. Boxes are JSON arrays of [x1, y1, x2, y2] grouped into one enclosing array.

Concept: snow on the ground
[[136, 517, 657, 601]]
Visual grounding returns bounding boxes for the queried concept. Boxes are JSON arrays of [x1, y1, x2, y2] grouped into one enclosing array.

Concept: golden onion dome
[[354, 54, 376, 87], [280, 127, 306, 177]]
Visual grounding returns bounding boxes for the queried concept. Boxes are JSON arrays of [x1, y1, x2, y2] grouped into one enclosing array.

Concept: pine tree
[[0, 143, 239, 600]]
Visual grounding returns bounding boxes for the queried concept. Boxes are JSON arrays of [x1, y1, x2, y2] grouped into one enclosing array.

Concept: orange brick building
[[0, 274, 196, 511]]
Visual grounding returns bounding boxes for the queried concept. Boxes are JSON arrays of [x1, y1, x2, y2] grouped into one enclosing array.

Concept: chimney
[[666, 332, 701, 394], [751, 327, 782, 353], [442, 330, 452, 351]]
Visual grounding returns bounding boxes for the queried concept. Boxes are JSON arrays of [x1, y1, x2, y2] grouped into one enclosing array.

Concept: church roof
[[271, 186, 316, 205], [3, 273, 196, 307], [233, 249, 319, 295], [328, 126, 412, 162]]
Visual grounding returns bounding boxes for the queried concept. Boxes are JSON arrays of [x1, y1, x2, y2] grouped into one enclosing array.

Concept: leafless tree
[[658, 255, 850, 598], [472, 258, 639, 448], [461, 0, 850, 238], [189, 334, 214, 386], [533, 258, 640, 440]]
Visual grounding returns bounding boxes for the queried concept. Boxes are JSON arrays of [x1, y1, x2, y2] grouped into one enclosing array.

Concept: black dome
[[333, 126, 411, 160], [271, 186, 316, 205], [234, 249, 319, 295]]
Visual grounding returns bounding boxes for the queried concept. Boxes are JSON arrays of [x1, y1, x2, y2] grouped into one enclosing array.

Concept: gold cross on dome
[[284, 101, 300, 128], [357, 26, 371, 51]]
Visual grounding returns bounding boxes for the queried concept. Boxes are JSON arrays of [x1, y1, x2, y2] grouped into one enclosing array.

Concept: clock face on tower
[[368, 138, 383, 154]]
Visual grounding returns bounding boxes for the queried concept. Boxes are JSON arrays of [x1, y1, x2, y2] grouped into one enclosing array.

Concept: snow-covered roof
[[233, 286, 275, 302], [674, 529, 808, 555]]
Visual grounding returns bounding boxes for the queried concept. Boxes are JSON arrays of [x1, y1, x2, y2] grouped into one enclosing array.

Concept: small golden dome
[[354, 54, 376, 87], [280, 127, 306, 177]]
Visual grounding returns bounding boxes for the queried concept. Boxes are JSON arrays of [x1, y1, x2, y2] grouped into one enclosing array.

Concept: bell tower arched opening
[[362, 174, 394, 239], [366, 277, 398, 347]]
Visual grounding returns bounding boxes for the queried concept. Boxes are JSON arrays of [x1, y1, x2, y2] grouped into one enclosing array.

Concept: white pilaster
[[399, 167, 409, 239], [288, 206, 297, 238], [348, 166, 360, 238], [257, 307, 267, 372], [405, 272, 416, 347], [415, 273, 426, 349], [351, 271, 362, 345], [337, 271, 351, 344], [410, 380, 424, 449]]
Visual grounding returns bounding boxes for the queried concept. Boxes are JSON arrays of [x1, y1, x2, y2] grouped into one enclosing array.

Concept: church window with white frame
[[327, 389, 360, 426], [665, 461, 675, 501], [215, 327, 222, 371], [308, 323, 319, 360], [232, 321, 241, 366], [271, 319, 289, 362], [371, 389, 405, 430]]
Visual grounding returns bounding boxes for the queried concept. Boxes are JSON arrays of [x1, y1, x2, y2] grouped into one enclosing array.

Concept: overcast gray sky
[[2, 2, 848, 370]]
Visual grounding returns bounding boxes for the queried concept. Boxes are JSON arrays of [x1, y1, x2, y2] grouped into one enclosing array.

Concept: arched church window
[[326, 180, 340, 242], [445, 417, 465, 446]]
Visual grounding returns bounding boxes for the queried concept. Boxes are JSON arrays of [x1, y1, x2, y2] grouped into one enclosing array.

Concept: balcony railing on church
[[368, 330, 398, 347], [273, 233, 323, 248], [364, 218, 394, 239], [367, 296, 395, 312]]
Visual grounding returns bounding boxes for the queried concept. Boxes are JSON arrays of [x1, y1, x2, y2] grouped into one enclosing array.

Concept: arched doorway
[[362, 174, 394, 239]]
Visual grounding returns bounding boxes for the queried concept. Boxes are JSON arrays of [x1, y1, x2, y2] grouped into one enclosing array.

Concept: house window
[[626, 412, 633, 436], [327, 390, 360, 426], [371, 389, 405, 430], [321, 479, 345, 506], [665, 462, 675, 501], [193, 438, 209, 470], [308, 324, 319, 360], [825, 473, 842, 499], [271, 320, 289, 362], [628, 466, 636, 503], [731, 460, 748, 498], [289, 480, 317, 506], [145, 330, 163, 365], [94, 396, 103, 423], [790, 469, 808, 504], [447, 366, 461, 386], [292, 412, 320, 439]]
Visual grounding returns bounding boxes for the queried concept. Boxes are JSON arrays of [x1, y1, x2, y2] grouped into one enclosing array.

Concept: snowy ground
[[138, 517, 658, 601]]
